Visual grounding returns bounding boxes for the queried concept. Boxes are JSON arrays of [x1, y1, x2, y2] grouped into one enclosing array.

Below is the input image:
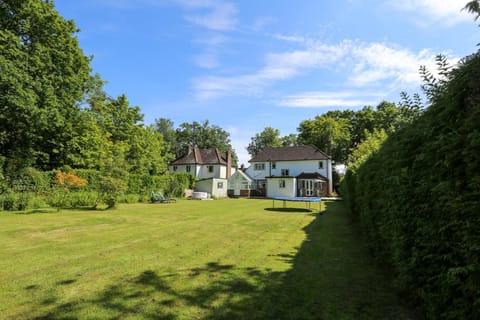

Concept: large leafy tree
[[155, 119, 236, 162], [298, 100, 422, 163], [154, 118, 182, 158], [246, 127, 283, 157], [88, 92, 171, 175], [0, 0, 93, 170], [176, 120, 232, 153], [297, 116, 351, 162]]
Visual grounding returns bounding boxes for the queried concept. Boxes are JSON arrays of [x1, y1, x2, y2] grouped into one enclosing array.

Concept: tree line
[[0, 0, 427, 207], [247, 97, 422, 164]]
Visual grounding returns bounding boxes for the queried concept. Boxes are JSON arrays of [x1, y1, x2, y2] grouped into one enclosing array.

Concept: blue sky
[[55, 0, 478, 166]]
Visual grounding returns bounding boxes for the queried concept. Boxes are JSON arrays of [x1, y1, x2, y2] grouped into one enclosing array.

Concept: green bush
[[96, 176, 127, 209], [117, 194, 140, 204], [1, 193, 17, 211], [66, 191, 97, 208], [0, 192, 40, 211], [341, 53, 480, 319], [75, 169, 102, 192], [166, 172, 196, 197], [8, 168, 50, 193]]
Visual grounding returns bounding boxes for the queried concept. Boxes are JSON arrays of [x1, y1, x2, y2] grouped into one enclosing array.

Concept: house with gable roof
[[169, 146, 235, 197], [244, 145, 332, 197]]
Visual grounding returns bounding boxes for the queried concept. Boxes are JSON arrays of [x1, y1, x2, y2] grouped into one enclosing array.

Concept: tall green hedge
[[341, 53, 480, 319], [0, 168, 196, 210]]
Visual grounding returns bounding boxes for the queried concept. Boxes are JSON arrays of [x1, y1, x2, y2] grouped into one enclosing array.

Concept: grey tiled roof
[[296, 172, 328, 180], [171, 148, 229, 165], [249, 145, 330, 162]]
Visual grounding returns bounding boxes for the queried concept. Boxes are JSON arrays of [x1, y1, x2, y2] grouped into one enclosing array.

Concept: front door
[[305, 180, 314, 196]]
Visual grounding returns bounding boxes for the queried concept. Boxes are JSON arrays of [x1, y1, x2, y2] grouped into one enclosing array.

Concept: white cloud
[[182, 0, 238, 31], [192, 38, 445, 102], [348, 44, 437, 88], [272, 34, 306, 43], [192, 35, 228, 69], [277, 91, 382, 108], [193, 41, 351, 100], [389, 0, 471, 26]]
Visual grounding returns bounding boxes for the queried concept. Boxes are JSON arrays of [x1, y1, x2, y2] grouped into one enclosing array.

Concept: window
[[254, 163, 265, 171], [257, 180, 266, 189], [217, 182, 224, 189], [319, 161, 324, 169], [279, 180, 286, 188], [186, 165, 191, 173], [281, 169, 289, 176], [208, 165, 214, 173], [173, 166, 178, 171], [271, 162, 276, 169]]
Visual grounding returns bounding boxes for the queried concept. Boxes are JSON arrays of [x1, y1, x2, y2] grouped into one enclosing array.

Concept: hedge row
[[341, 53, 480, 319], [0, 170, 195, 211]]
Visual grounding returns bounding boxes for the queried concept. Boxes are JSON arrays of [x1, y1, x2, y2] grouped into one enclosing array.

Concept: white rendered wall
[[266, 178, 296, 198], [246, 160, 329, 178]]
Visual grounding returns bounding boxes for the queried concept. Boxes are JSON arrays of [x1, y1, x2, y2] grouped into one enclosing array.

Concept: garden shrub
[[8, 167, 50, 193], [117, 193, 140, 204], [341, 53, 480, 319], [1, 193, 17, 211], [166, 172, 196, 197], [0, 192, 40, 211], [75, 169, 102, 192], [96, 176, 127, 209], [65, 191, 97, 208], [50, 171, 88, 211]]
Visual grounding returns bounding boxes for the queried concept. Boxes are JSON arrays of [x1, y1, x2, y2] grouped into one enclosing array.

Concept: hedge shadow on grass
[[32, 202, 416, 320]]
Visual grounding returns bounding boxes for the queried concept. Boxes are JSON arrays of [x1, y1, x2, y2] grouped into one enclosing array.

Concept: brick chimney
[[226, 149, 232, 178]]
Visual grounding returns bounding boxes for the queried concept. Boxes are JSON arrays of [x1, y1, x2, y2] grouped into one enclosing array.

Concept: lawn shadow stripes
[[3, 200, 417, 320]]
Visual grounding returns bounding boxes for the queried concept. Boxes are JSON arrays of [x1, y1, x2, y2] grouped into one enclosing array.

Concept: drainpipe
[[327, 159, 333, 196]]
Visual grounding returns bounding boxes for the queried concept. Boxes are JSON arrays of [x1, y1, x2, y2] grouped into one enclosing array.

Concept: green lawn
[[0, 199, 415, 319]]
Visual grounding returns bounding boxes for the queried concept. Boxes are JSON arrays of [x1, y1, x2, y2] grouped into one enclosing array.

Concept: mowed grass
[[0, 199, 415, 320]]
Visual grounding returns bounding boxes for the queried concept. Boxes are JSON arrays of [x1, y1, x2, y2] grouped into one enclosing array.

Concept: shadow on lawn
[[264, 207, 314, 213], [33, 202, 417, 320]]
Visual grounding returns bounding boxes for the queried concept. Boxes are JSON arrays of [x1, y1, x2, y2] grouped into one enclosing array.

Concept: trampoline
[[272, 196, 322, 212]]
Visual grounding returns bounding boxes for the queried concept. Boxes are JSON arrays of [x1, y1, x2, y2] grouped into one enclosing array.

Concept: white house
[[169, 146, 235, 197], [245, 145, 332, 197]]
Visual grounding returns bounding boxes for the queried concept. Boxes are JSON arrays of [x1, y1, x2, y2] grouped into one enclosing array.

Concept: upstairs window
[[319, 161, 324, 169], [271, 162, 276, 169], [186, 165, 191, 172], [208, 165, 214, 173], [281, 169, 289, 176], [254, 163, 265, 171], [173, 166, 178, 171]]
